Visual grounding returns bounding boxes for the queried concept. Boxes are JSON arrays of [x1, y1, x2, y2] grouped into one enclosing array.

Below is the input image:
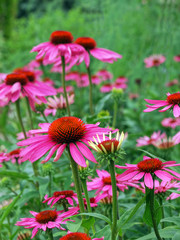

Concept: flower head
[[74, 37, 122, 67], [96, 69, 113, 81], [43, 190, 77, 208], [44, 94, 74, 116], [15, 209, 70, 238], [144, 92, 180, 118], [18, 117, 111, 167], [161, 118, 180, 129], [59, 232, 104, 240], [116, 156, 180, 189], [144, 54, 166, 68], [165, 79, 179, 87], [136, 131, 166, 147], [152, 134, 178, 149], [6, 148, 23, 164], [31, 31, 85, 67], [89, 132, 124, 154], [174, 55, 180, 62]]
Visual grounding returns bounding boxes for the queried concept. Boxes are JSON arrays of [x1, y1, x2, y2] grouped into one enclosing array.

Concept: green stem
[[47, 229, 54, 240], [49, 172, 52, 196], [159, 198, 165, 229], [67, 147, 85, 215], [109, 159, 118, 240], [42, 112, 49, 123], [112, 100, 118, 129], [81, 179, 96, 234], [149, 181, 163, 240], [61, 56, 71, 116], [86, 65, 94, 115], [25, 97, 34, 129], [15, 99, 27, 139], [8, 186, 18, 196]]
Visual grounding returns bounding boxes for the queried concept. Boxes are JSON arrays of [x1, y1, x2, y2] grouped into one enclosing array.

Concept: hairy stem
[[86, 65, 94, 115]]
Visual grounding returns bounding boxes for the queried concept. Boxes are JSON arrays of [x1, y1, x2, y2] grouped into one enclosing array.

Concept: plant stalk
[[112, 100, 118, 128], [15, 99, 27, 139], [109, 159, 119, 240], [61, 56, 71, 116], [25, 97, 34, 129], [86, 65, 94, 115]]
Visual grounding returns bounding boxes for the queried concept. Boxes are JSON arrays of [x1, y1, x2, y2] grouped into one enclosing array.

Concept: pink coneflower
[[100, 83, 113, 93], [0, 153, 8, 167], [161, 118, 180, 129], [87, 169, 129, 197], [115, 76, 128, 84], [6, 149, 23, 164], [0, 73, 56, 109], [113, 82, 127, 90], [129, 93, 139, 100], [116, 156, 180, 189], [144, 92, 180, 118], [96, 69, 113, 81], [74, 195, 104, 209], [80, 73, 102, 85], [76, 73, 89, 88], [65, 71, 80, 81], [167, 188, 180, 200], [152, 134, 178, 149], [136, 131, 166, 147], [60, 232, 104, 240], [144, 54, 166, 68], [57, 85, 74, 94], [139, 180, 180, 197], [31, 31, 85, 65], [15, 209, 73, 239], [74, 37, 122, 67], [43, 190, 77, 208], [166, 79, 179, 87], [174, 55, 180, 62], [18, 117, 111, 167], [171, 131, 180, 144], [44, 94, 74, 116]]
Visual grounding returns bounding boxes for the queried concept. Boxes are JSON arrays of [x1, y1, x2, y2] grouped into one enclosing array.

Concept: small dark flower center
[[50, 31, 73, 45], [103, 176, 112, 185], [137, 158, 163, 173], [48, 117, 86, 144], [35, 210, 58, 224], [153, 59, 160, 65], [53, 190, 74, 198], [166, 93, 180, 105], [9, 149, 21, 156], [59, 232, 91, 240], [75, 37, 96, 50], [5, 73, 28, 86]]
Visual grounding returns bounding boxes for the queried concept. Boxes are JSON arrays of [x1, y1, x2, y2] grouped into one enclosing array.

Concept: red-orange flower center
[[97, 139, 119, 153], [50, 31, 73, 45], [75, 37, 96, 50], [153, 59, 160, 65], [35, 210, 58, 224], [103, 176, 112, 185], [9, 149, 21, 156], [167, 93, 180, 105], [137, 158, 163, 173], [14, 69, 36, 82], [60, 232, 91, 240], [53, 190, 74, 198], [5, 73, 28, 86], [48, 117, 86, 143]]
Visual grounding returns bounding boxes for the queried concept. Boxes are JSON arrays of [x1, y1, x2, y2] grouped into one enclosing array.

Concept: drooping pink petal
[[69, 143, 87, 167], [53, 144, 67, 162], [173, 104, 180, 117], [76, 142, 97, 163], [144, 173, 153, 189]]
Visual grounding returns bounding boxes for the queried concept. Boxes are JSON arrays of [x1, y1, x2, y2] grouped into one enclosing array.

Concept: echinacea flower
[[174, 55, 180, 62], [116, 156, 180, 189], [152, 134, 178, 149], [136, 131, 166, 147], [87, 169, 129, 197], [88, 131, 124, 154], [74, 37, 122, 67], [59, 232, 104, 240], [43, 190, 77, 208], [139, 180, 180, 198], [0, 73, 56, 109], [57, 85, 74, 94], [0, 153, 8, 167], [161, 117, 180, 129], [6, 148, 23, 164], [144, 92, 180, 118], [96, 69, 113, 81], [144, 54, 166, 68], [31, 31, 85, 66], [44, 94, 74, 116], [100, 83, 113, 93], [15, 209, 71, 239], [18, 116, 111, 167], [165, 79, 179, 87]]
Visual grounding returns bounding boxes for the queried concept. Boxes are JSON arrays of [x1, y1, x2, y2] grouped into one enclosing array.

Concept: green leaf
[[172, 230, 180, 240], [0, 170, 29, 179], [81, 217, 95, 231], [161, 216, 180, 227], [78, 213, 112, 226], [117, 196, 145, 230], [93, 225, 111, 240], [136, 227, 178, 240], [95, 93, 112, 113], [0, 191, 22, 226], [143, 198, 162, 227], [67, 219, 82, 232]]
